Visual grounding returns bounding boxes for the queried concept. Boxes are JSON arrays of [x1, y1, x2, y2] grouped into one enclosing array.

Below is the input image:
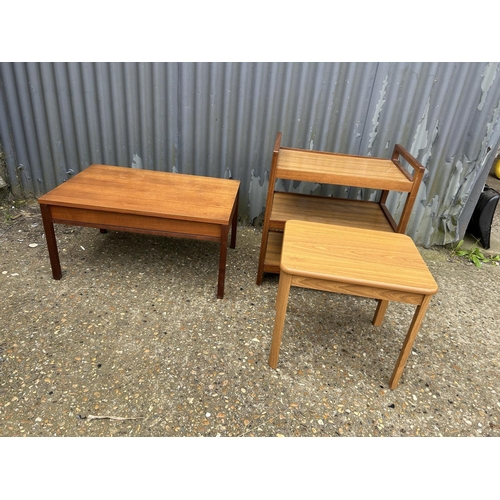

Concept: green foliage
[[452, 239, 500, 268]]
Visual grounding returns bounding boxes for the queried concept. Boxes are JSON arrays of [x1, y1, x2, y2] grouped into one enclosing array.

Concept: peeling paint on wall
[[411, 98, 431, 158], [484, 105, 500, 151], [248, 169, 268, 223], [478, 62, 498, 111], [414, 195, 439, 247], [368, 75, 388, 151], [2, 62, 500, 246], [285, 180, 321, 196], [132, 154, 143, 169]]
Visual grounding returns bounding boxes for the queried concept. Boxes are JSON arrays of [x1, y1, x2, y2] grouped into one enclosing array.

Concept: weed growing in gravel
[[452, 239, 500, 268]]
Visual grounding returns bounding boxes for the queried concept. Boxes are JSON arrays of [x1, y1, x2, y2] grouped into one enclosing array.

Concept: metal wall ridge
[[1, 62, 500, 246]]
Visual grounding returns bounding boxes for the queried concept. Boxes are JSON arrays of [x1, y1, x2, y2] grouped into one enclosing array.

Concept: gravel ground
[[1, 175, 499, 441]]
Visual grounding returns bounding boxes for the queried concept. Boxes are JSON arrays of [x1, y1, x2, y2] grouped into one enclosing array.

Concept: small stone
[[29, 243, 39, 248], [205, 412, 211, 418]]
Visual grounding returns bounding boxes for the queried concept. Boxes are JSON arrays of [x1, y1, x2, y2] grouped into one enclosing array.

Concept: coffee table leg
[[40, 204, 62, 280], [389, 294, 432, 389], [217, 225, 230, 299], [269, 271, 292, 368], [230, 190, 239, 249]]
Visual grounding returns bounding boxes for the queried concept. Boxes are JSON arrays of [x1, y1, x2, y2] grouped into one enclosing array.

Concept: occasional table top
[[281, 220, 438, 296], [38, 164, 240, 225]]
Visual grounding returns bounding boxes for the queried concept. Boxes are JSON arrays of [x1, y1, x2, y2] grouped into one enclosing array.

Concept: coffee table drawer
[[50, 206, 222, 239]]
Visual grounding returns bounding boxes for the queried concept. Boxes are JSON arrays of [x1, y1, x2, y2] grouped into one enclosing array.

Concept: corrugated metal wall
[[1, 62, 500, 246]]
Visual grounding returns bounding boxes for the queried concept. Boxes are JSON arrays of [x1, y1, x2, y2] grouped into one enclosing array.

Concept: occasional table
[[268, 221, 438, 388], [38, 164, 240, 299]]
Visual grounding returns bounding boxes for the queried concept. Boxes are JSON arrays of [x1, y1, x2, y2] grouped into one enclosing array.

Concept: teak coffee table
[[38, 164, 240, 299], [268, 221, 438, 389]]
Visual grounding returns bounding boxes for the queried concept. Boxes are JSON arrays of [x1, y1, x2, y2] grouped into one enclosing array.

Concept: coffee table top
[[281, 220, 438, 296], [38, 164, 240, 225]]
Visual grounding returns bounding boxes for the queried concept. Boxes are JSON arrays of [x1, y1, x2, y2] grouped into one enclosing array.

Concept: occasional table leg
[[217, 225, 230, 299], [389, 294, 432, 389], [40, 204, 62, 280], [372, 299, 389, 326], [268, 271, 292, 368]]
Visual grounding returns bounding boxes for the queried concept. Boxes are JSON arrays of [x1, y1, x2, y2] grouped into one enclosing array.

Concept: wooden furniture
[[256, 132, 425, 284], [268, 221, 438, 389], [38, 164, 240, 299]]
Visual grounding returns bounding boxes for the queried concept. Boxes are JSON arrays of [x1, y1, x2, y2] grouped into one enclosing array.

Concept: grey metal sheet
[[1, 62, 499, 246]]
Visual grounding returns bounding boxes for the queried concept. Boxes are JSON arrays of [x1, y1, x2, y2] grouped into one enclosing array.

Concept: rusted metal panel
[[1, 62, 499, 246]]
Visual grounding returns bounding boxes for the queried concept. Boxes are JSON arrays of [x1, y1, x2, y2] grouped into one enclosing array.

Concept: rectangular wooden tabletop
[[277, 148, 413, 191], [280, 221, 438, 296], [38, 164, 240, 225]]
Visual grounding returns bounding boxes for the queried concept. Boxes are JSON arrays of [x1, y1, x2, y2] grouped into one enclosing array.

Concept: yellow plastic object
[[495, 158, 500, 179]]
